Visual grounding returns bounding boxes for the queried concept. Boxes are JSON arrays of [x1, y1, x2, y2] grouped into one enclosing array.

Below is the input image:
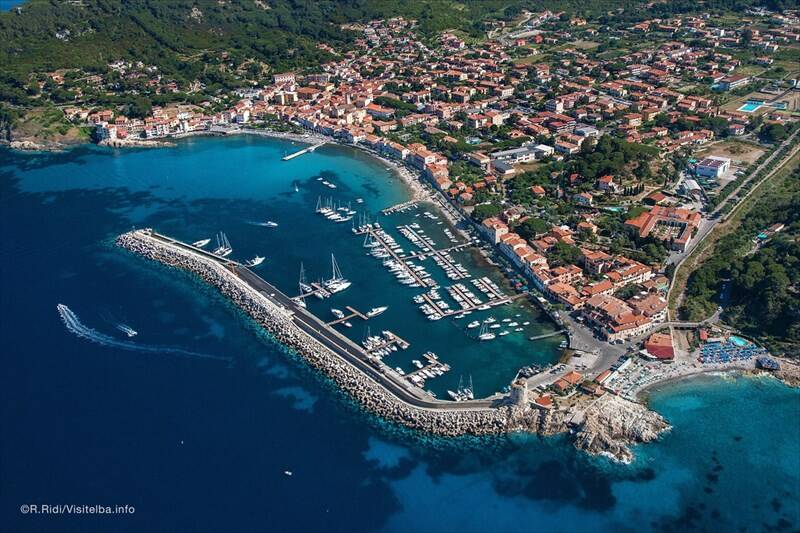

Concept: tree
[[471, 203, 502, 221], [515, 218, 549, 240], [763, 123, 787, 143]]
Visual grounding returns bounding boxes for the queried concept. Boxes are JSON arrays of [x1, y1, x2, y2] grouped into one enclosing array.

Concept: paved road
[[148, 232, 501, 411]]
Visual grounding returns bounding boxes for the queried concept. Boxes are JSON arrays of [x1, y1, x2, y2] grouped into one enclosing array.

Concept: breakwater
[[116, 229, 670, 460], [116, 229, 514, 436]]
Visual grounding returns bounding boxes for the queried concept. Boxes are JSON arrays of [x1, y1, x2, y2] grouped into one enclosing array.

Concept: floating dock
[[326, 306, 369, 326]]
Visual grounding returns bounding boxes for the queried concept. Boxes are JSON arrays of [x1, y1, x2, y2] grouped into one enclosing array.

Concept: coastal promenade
[[125, 229, 501, 413]]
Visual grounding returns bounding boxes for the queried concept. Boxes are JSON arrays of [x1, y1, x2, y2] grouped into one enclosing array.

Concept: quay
[[117, 229, 508, 416], [326, 306, 368, 326], [282, 142, 326, 161]]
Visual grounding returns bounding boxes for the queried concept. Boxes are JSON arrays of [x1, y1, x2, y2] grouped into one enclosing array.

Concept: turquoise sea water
[[1, 136, 798, 532]]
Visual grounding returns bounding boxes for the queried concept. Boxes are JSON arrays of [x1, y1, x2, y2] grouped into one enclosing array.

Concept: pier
[[365, 330, 410, 354], [397, 224, 470, 279], [326, 306, 368, 326], [381, 200, 418, 215], [282, 142, 326, 161], [359, 226, 432, 287], [404, 353, 451, 385], [528, 329, 567, 341], [402, 242, 470, 260], [294, 282, 331, 300]]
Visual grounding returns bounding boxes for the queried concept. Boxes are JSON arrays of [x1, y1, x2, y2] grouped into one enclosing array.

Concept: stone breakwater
[[116, 229, 671, 460], [116, 230, 513, 437]]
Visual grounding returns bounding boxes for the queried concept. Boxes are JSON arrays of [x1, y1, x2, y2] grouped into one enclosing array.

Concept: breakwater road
[[117, 229, 515, 437], [233, 265, 497, 411]]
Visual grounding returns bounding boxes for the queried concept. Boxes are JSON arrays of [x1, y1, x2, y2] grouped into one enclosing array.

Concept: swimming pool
[[730, 336, 749, 347], [738, 101, 764, 113]]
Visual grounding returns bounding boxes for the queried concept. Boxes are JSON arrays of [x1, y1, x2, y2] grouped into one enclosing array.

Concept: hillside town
[[48, 9, 800, 365]]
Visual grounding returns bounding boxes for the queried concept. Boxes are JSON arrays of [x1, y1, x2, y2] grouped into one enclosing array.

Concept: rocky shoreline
[[116, 229, 670, 462]]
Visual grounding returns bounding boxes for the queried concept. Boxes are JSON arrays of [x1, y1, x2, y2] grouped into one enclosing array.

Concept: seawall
[[116, 229, 670, 460], [116, 229, 514, 437]]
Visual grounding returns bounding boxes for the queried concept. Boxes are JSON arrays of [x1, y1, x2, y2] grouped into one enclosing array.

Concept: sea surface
[[1, 136, 798, 532]]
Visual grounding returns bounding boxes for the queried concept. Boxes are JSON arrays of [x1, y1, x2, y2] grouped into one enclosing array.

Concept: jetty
[[282, 142, 326, 161], [381, 200, 418, 215], [528, 329, 567, 341], [326, 306, 368, 326]]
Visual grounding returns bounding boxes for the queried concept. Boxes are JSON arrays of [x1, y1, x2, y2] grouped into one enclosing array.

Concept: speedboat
[[263, 221, 278, 228], [116, 324, 138, 337], [246, 256, 265, 267]]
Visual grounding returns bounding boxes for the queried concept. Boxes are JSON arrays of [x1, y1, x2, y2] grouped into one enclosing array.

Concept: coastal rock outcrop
[[570, 394, 671, 463]]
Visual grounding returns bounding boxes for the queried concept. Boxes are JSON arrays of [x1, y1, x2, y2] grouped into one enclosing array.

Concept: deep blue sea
[[1, 136, 798, 532]]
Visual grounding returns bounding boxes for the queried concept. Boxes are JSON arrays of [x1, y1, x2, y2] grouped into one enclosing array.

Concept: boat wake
[[57, 304, 229, 362]]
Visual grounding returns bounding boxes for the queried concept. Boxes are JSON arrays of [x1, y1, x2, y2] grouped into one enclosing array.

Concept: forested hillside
[[0, 0, 786, 107], [681, 164, 800, 355]]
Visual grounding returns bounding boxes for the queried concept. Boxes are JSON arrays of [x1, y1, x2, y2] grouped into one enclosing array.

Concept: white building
[[695, 156, 730, 179]]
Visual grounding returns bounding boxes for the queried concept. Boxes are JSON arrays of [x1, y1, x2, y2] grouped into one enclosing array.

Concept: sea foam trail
[[57, 304, 230, 362]]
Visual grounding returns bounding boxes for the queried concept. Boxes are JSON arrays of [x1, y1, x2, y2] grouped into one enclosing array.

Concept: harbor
[[78, 133, 564, 400]]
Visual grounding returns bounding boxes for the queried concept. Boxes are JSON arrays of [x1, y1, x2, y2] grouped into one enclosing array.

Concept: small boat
[[366, 306, 388, 318], [478, 323, 496, 341], [212, 232, 233, 257], [294, 183, 299, 192], [116, 324, 138, 337], [343, 321, 352, 328], [331, 308, 345, 319], [284, 471, 293, 477], [355, 198, 364, 204], [499, 330, 510, 336], [192, 238, 211, 248], [263, 221, 279, 228], [514, 327, 523, 332], [246, 256, 265, 267], [467, 320, 481, 329]]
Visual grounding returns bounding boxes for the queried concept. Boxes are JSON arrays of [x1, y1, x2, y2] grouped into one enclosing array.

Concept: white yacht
[[246, 256, 265, 267], [466, 320, 481, 329], [478, 323, 496, 341], [366, 306, 388, 318], [192, 238, 210, 248], [212, 232, 232, 257]]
